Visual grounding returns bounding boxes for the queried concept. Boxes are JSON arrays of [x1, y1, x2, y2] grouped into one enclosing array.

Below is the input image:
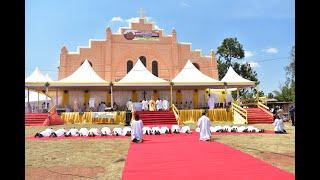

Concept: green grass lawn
[[26, 123, 294, 179]]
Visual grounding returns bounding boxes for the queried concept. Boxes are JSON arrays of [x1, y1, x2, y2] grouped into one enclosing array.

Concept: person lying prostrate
[[101, 127, 112, 136], [131, 114, 144, 143], [222, 125, 232, 132], [50, 128, 67, 137], [171, 125, 180, 134], [35, 128, 54, 138], [210, 126, 223, 132], [195, 127, 200, 132], [247, 125, 263, 133], [113, 127, 123, 136], [88, 128, 101, 137], [160, 126, 170, 134], [66, 127, 79, 137], [230, 126, 238, 132], [273, 115, 287, 134], [143, 127, 152, 135], [78, 128, 89, 136], [151, 126, 161, 135], [237, 126, 248, 132], [122, 127, 132, 136], [180, 126, 191, 133]]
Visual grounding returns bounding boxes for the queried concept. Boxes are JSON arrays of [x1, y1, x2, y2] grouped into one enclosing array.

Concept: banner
[[92, 112, 116, 119], [123, 30, 160, 40]]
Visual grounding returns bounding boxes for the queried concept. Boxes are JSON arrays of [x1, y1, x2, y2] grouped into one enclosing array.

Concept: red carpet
[[122, 133, 294, 180]]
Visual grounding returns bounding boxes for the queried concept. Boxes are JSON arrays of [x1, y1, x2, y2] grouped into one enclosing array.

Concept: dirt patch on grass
[[259, 151, 294, 169], [26, 165, 105, 179]]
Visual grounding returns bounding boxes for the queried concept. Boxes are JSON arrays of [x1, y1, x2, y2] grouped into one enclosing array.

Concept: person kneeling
[[131, 114, 143, 143], [273, 115, 287, 134]]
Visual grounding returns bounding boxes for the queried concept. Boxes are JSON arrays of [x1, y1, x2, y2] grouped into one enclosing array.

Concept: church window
[[139, 56, 147, 67], [152, 61, 158, 77], [192, 63, 200, 70], [127, 60, 133, 73]]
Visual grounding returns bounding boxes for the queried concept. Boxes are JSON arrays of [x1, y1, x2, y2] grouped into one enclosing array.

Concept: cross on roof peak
[[137, 8, 146, 18]]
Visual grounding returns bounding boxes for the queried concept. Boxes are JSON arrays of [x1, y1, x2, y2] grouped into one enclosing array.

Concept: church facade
[[56, 17, 220, 109]]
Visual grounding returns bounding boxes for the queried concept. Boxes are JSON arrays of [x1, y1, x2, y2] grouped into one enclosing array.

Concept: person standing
[[142, 99, 149, 111], [197, 111, 212, 141], [289, 106, 295, 126], [126, 99, 133, 111], [207, 94, 215, 109]]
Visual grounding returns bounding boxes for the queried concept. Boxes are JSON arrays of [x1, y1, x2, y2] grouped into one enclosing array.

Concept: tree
[[267, 93, 274, 98], [272, 82, 295, 102], [216, 37, 260, 98], [285, 46, 295, 83]]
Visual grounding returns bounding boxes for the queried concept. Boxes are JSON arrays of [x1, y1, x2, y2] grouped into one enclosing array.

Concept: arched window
[[81, 60, 93, 67], [192, 63, 200, 70], [152, 61, 158, 77], [139, 56, 147, 67], [127, 60, 133, 73]]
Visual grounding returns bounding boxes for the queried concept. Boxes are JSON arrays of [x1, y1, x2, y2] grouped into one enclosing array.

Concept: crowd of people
[[126, 98, 170, 111]]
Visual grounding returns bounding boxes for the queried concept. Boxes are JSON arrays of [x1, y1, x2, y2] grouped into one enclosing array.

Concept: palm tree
[[272, 82, 295, 102]]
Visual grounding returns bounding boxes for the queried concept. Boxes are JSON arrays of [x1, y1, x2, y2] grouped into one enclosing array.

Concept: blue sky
[[26, 0, 295, 94]]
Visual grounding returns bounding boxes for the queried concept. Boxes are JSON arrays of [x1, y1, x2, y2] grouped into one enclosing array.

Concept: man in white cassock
[[156, 98, 163, 111], [142, 99, 149, 111], [162, 99, 169, 111], [197, 111, 212, 141], [273, 115, 286, 133], [131, 114, 143, 142], [207, 94, 215, 109]]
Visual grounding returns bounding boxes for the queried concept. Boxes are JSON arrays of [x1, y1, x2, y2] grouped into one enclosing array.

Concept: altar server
[[156, 98, 163, 111], [162, 99, 169, 111], [207, 94, 215, 109], [142, 99, 149, 111]]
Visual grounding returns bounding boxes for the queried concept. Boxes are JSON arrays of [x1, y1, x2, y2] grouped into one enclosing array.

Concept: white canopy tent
[[25, 90, 51, 102], [25, 67, 47, 83], [171, 60, 224, 88], [220, 66, 256, 88], [113, 59, 169, 89], [44, 73, 53, 82]]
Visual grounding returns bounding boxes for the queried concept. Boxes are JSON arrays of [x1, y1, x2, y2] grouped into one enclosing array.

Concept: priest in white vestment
[[131, 114, 144, 142], [273, 115, 286, 133], [126, 99, 133, 111], [207, 94, 215, 109], [142, 99, 149, 111], [197, 112, 212, 141], [156, 98, 163, 111], [162, 99, 169, 111]]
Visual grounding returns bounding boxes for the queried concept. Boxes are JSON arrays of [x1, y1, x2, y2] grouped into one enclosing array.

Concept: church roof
[[220, 66, 255, 88], [172, 60, 223, 87], [53, 59, 108, 86], [25, 67, 47, 83], [114, 59, 168, 87]]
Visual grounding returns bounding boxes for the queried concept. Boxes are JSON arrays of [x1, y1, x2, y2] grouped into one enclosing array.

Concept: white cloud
[[180, 2, 191, 7], [263, 48, 278, 54], [110, 16, 123, 22], [125, 17, 140, 23], [244, 51, 254, 58]]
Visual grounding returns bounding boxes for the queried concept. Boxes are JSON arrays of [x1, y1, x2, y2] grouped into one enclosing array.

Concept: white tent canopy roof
[[172, 60, 221, 85], [44, 73, 53, 82], [220, 66, 255, 88], [57, 59, 107, 83], [25, 90, 51, 102], [115, 59, 168, 85], [25, 67, 47, 83]]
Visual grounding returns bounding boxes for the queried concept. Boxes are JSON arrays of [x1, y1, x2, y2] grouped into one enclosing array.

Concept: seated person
[[151, 126, 161, 135], [160, 126, 171, 134], [88, 128, 101, 137], [143, 126, 152, 135], [171, 125, 180, 134], [79, 128, 89, 137], [122, 127, 132, 136], [35, 128, 54, 138], [180, 126, 191, 133], [101, 127, 112, 136], [113, 127, 123, 136], [237, 126, 248, 132], [65, 127, 79, 137], [273, 115, 287, 133], [50, 128, 67, 137]]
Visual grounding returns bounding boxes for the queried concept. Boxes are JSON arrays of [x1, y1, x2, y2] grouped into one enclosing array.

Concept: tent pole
[[170, 84, 173, 106], [56, 88, 58, 106], [224, 85, 227, 108], [37, 91, 40, 112], [27, 88, 30, 104], [110, 85, 113, 109]]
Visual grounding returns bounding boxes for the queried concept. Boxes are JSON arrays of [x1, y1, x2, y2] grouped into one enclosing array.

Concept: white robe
[[89, 128, 101, 136], [171, 125, 180, 132], [40, 128, 54, 137], [143, 126, 152, 134], [113, 127, 123, 135], [54, 129, 67, 137], [197, 115, 212, 141], [237, 126, 247, 132], [151, 126, 161, 133], [79, 128, 89, 136], [211, 126, 222, 132], [142, 100, 149, 111], [122, 127, 132, 136], [222, 125, 232, 132], [131, 120, 143, 140], [160, 126, 169, 134], [126, 101, 133, 111], [156, 100, 163, 110], [162, 100, 169, 110], [181, 126, 191, 133], [67, 128, 79, 136], [273, 118, 284, 132], [101, 127, 112, 135], [207, 96, 215, 109]]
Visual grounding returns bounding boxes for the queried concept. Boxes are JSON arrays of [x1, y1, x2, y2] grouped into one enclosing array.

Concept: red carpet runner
[[122, 133, 294, 180]]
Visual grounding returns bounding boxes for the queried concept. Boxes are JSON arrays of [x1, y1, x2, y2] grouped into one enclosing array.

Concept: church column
[[224, 83, 227, 108], [192, 89, 199, 109], [84, 90, 90, 107]]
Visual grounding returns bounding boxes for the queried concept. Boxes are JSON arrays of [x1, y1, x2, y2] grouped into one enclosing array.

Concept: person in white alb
[[35, 128, 54, 138], [171, 125, 180, 134], [88, 128, 101, 137], [237, 126, 248, 132], [180, 126, 191, 133], [79, 128, 89, 137], [126, 99, 133, 111], [162, 99, 169, 111], [226, 93, 233, 107], [142, 99, 149, 111], [113, 127, 123, 136], [143, 126, 152, 135], [101, 127, 112, 136], [197, 111, 212, 141], [122, 127, 132, 136], [210, 126, 223, 133], [131, 114, 144, 143], [151, 126, 161, 135], [273, 115, 286, 133], [50, 128, 67, 137], [156, 98, 163, 111], [160, 126, 170, 134], [66, 127, 79, 137]]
